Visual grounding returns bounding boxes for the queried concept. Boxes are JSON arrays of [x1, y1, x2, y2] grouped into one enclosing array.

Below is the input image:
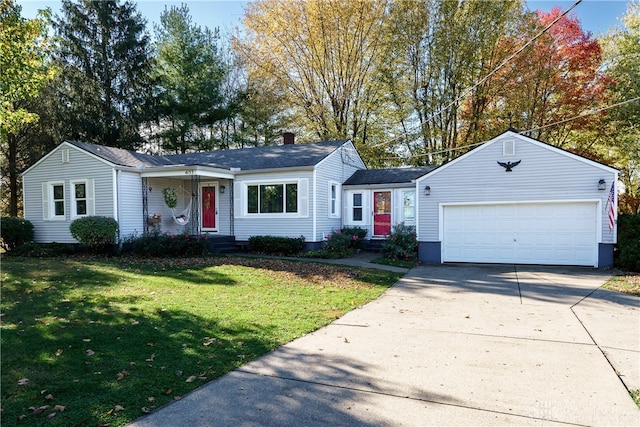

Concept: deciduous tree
[[0, 0, 55, 216]]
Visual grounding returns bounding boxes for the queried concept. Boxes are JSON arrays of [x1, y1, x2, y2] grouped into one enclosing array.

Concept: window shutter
[[298, 179, 309, 218], [86, 179, 95, 215], [42, 182, 49, 220], [233, 181, 243, 218]]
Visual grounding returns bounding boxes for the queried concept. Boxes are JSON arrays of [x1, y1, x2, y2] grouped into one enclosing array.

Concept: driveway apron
[[129, 264, 640, 427]]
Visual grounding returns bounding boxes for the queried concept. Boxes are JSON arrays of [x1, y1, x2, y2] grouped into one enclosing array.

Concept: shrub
[[615, 214, 640, 272], [122, 230, 208, 257], [0, 217, 34, 251], [323, 227, 366, 257], [382, 222, 417, 262], [248, 235, 305, 256], [69, 216, 119, 251]]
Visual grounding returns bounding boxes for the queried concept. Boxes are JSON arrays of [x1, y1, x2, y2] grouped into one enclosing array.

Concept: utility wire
[[371, 0, 583, 149], [519, 96, 640, 134], [382, 96, 640, 161]]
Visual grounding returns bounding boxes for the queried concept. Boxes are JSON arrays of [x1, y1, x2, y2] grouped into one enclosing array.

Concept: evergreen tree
[[152, 4, 229, 153], [54, 0, 153, 149]]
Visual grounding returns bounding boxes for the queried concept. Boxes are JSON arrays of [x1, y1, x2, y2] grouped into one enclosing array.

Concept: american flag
[[607, 181, 616, 231]]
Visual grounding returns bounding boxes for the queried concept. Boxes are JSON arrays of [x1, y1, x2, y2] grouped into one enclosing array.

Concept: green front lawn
[[1, 256, 402, 426]]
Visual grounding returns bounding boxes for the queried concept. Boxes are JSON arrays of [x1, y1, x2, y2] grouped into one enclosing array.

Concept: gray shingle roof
[[68, 140, 349, 170], [343, 167, 435, 185]]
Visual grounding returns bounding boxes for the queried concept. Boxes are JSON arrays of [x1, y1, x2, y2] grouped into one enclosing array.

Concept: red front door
[[202, 186, 216, 229], [373, 191, 392, 236]]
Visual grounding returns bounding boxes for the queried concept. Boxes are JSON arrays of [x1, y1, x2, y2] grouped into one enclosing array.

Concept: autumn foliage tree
[[0, 0, 55, 216], [235, 0, 391, 164]]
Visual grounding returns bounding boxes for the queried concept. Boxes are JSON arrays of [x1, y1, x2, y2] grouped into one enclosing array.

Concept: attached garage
[[442, 202, 598, 266], [416, 130, 618, 268]]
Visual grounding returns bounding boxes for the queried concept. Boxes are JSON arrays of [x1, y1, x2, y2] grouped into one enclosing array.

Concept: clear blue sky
[[17, 0, 632, 37]]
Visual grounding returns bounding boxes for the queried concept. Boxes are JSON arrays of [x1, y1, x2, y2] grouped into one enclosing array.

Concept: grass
[[371, 257, 417, 269], [602, 272, 640, 296], [1, 256, 402, 427]]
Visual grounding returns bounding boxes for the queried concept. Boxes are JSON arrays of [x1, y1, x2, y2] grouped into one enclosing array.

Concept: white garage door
[[443, 202, 597, 266]]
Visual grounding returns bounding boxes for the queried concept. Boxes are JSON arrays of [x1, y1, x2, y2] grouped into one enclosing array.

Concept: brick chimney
[[283, 132, 295, 145]]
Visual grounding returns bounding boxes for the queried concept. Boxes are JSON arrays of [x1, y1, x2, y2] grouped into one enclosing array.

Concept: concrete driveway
[[130, 264, 639, 426]]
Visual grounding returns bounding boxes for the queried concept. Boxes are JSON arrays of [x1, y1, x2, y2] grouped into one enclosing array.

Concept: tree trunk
[[8, 133, 19, 217]]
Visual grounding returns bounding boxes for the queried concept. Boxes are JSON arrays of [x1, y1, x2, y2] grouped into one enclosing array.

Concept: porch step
[[205, 235, 239, 254], [364, 239, 385, 253]]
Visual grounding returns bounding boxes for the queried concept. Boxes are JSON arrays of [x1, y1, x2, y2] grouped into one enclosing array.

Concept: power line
[[371, 0, 583, 149], [519, 96, 640, 134], [383, 97, 640, 162]]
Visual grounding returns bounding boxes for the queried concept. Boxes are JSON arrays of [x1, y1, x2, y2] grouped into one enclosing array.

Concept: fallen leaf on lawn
[[146, 353, 155, 362], [130, 361, 136, 366], [31, 405, 50, 415], [174, 396, 181, 401], [55, 349, 63, 356], [141, 407, 150, 414], [106, 409, 113, 415], [116, 371, 130, 380], [185, 375, 196, 383], [17, 378, 29, 386], [163, 389, 172, 395], [146, 342, 155, 347], [131, 320, 140, 325], [114, 405, 125, 412], [147, 396, 155, 403], [175, 370, 183, 376], [86, 349, 95, 356], [83, 338, 91, 342], [44, 394, 54, 400], [202, 337, 216, 346], [46, 412, 56, 419], [54, 405, 66, 412]]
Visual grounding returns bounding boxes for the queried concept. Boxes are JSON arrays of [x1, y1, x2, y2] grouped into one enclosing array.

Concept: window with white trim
[[71, 180, 88, 217], [352, 193, 363, 222], [402, 190, 415, 221], [247, 182, 298, 214], [49, 182, 66, 219], [329, 181, 341, 218]]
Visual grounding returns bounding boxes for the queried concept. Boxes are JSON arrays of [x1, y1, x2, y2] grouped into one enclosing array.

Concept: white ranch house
[[22, 130, 618, 267]]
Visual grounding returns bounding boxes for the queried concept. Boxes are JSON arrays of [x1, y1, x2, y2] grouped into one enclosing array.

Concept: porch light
[[598, 179, 606, 191], [220, 186, 226, 194], [424, 185, 431, 196]]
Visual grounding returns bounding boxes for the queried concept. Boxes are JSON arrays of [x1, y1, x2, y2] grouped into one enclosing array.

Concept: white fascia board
[[140, 165, 234, 179], [233, 166, 315, 175], [343, 183, 414, 190]]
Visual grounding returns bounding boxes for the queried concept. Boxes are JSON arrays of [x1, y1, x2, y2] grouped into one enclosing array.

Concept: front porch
[[140, 167, 234, 238]]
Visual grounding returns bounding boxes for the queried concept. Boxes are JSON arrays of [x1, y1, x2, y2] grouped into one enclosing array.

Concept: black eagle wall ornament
[[497, 160, 521, 172]]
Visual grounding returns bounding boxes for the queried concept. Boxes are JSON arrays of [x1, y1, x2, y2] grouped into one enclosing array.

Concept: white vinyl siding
[[233, 171, 313, 241], [117, 171, 143, 238], [23, 144, 116, 243]]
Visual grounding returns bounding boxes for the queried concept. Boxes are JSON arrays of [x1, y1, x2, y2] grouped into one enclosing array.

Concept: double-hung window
[[71, 180, 88, 217], [247, 182, 298, 214], [352, 193, 363, 222], [51, 183, 65, 218]]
